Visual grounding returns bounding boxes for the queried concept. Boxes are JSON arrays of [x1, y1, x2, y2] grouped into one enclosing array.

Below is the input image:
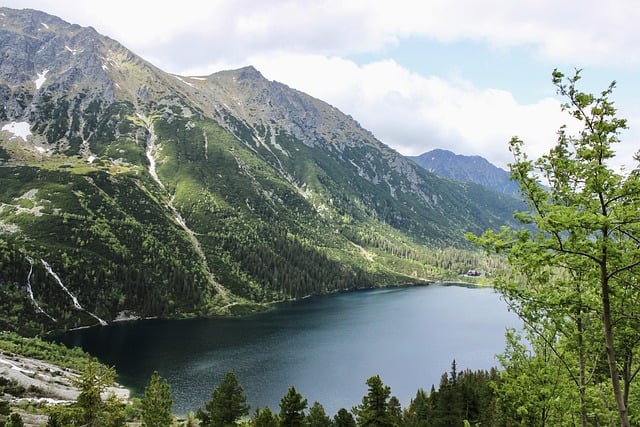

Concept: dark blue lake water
[[57, 283, 519, 416]]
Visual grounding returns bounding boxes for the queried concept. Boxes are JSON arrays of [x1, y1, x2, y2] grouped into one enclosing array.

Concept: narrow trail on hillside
[[137, 113, 228, 299]]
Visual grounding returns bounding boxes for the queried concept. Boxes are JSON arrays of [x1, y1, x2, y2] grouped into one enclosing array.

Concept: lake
[[56, 283, 520, 416]]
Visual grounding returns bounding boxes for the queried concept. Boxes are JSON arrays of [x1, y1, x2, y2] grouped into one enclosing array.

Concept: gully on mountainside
[[138, 112, 229, 300]]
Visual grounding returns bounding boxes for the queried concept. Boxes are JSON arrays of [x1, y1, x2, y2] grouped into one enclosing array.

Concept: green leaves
[[471, 69, 640, 426]]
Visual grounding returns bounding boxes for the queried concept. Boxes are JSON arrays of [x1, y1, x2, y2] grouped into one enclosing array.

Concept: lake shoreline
[[55, 283, 515, 416], [61, 278, 487, 332]]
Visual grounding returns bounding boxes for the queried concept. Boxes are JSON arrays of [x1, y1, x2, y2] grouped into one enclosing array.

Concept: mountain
[[409, 149, 521, 197], [0, 8, 522, 334]]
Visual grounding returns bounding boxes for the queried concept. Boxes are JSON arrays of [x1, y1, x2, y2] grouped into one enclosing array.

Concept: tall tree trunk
[[601, 269, 630, 427], [577, 316, 588, 427]]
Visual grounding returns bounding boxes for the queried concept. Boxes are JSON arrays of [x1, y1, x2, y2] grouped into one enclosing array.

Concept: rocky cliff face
[[1, 9, 119, 108], [0, 7, 522, 333]]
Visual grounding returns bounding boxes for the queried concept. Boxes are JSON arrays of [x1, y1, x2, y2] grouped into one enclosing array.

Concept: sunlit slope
[[0, 7, 520, 333]]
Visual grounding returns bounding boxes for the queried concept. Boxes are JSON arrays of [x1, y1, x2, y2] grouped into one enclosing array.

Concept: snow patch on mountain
[[2, 121, 31, 141], [35, 69, 49, 89]]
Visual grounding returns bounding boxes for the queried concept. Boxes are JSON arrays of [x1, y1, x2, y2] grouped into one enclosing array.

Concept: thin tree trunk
[[577, 316, 588, 427], [601, 268, 630, 427]]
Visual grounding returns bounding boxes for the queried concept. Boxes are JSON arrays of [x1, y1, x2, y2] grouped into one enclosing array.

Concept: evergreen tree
[[4, 413, 24, 427], [279, 386, 308, 427], [307, 401, 331, 427], [252, 406, 279, 427], [101, 393, 126, 427], [141, 371, 173, 427], [354, 375, 396, 426], [74, 362, 116, 427], [46, 406, 84, 427], [404, 389, 430, 427], [432, 362, 464, 426], [198, 371, 250, 427], [332, 408, 356, 427], [387, 396, 402, 426]]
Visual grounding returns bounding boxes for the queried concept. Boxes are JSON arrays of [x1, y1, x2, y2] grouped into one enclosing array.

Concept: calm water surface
[[57, 284, 519, 416]]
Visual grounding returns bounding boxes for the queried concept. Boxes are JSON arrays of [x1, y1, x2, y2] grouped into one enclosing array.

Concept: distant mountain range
[[409, 149, 521, 197], [0, 7, 523, 333]]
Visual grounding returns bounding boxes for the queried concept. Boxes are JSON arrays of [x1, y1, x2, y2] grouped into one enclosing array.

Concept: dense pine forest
[[0, 232, 499, 337]]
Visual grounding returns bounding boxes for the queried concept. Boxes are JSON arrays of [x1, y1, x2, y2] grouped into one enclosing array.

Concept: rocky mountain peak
[[409, 149, 521, 196], [234, 65, 265, 81]]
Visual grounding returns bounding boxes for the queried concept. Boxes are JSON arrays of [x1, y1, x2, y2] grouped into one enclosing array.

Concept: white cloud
[[9, 0, 640, 71], [138, 0, 640, 70], [4, 0, 637, 171], [244, 54, 567, 168]]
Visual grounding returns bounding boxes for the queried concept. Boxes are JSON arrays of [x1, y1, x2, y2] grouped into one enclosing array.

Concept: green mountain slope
[[0, 7, 519, 334]]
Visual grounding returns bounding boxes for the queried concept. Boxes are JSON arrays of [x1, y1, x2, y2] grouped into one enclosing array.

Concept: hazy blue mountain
[[409, 149, 521, 197]]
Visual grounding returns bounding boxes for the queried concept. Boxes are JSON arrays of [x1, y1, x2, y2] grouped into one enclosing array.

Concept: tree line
[[1, 361, 504, 427]]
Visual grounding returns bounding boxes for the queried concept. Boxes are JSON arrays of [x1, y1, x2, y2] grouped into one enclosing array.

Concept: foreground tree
[[102, 393, 127, 427], [46, 406, 84, 427], [47, 362, 125, 427], [307, 401, 331, 427], [404, 389, 430, 426], [470, 69, 640, 426], [141, 371, 173, 427], [198, 371, 250, 427], [279, 386, 308, 427], [74, 362, 119, 427], [332, 408, 356, 427], [252, 406, 279, 427], [494, 329, 611, 426], [354, 375, 398, 426]]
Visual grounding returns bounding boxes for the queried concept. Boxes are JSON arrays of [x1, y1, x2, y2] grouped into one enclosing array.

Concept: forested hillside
[[0, 7, 519, 334]]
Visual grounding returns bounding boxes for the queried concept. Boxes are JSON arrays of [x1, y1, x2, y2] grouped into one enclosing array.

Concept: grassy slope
[[0, 99, 507, 335]]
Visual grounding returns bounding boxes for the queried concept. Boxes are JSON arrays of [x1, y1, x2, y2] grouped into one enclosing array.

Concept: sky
[[4, 0, 639, 170]]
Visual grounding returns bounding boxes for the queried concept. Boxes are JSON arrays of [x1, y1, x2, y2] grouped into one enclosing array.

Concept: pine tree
[[404, 389, 431, 427], [306, 401, 331, 427], [387, 396, 403, 426], [74, 362, 116, 427], [197, 371, 249, 427], [279, 386, 308, 427], [252, 406, 279, 427], [332, 408, 356, 427], [101, 393, 126, 427], [46, 404, 84, 426], [355, 375, 396, 426], [141, 371, 173, 427]]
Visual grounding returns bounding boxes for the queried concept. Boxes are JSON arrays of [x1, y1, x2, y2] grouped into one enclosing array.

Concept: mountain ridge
[[409, 149, 521, 197], [0, 7, 520, 334]]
